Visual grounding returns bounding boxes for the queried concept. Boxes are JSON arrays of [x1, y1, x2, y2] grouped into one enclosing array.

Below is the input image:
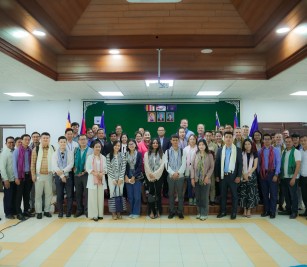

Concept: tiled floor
[[0, 194, 307, 266]]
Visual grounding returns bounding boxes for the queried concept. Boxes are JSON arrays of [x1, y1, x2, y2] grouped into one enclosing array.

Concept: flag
[[100, 111, 106, 132], [66, 111, 71, 129], [215, 112, 220, 131], [250, 114, 258, 136], [234, 112, 239, 128], [145, 105, 155, 111], [80, 116, 86, 135]]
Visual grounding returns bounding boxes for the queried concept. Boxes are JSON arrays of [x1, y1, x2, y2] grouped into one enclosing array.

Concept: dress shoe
[[58, 213, 63, 218], [278, 205, 285, 212], [5, 215, 15, 219], [93, 217, 98, 222], [74, 211, 83, 218], [270, 213, 276, 219], [261, 211, 270, 217], [178, 213, 184, 220], [230, 214, 237, 220], [29, 208, 35, 214], [278, 210, 291, 215], [168, 212, 175, 219], [290, 213, 297, 219], [44, 212, 52, 218], [17, 214, 26, 221], [66, 213, 71, 218], [98, 217, 103, 220], [299, 213, 307, 217], [209, 201, 215, 206], [23, 212, 35, 218], [37, 213, 42, 219], [217, 213, 227, 218]]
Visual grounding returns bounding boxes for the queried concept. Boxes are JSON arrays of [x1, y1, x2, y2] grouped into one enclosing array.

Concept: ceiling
[[0, 0, 306, 102], [0, 51, 307, 101], [0, 0, 306, 82]]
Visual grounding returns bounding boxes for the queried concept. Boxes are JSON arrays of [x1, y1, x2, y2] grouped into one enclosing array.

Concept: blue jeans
[[126, 180, 142, 215], [260, 172, 278, 214]]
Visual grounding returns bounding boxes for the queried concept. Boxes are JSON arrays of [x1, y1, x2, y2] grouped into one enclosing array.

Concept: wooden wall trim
[[266, 45, 307, 79], [57, 71, 266, 81], [0, 38, 58, 80]]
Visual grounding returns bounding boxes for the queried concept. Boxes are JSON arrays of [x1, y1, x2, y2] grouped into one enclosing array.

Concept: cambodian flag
[[215, 112, 220, 130], [234, 112, 239, 128]]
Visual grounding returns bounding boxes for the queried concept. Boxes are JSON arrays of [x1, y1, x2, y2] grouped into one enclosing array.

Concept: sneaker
[[196, 214, 200, 219], [128, 214, 133, 218], [132, 215, 140, 219], [178, 213, 184, 220], [193, 198, 197, 206], [200, 216, 207, 221], [168, 212, 175, 219]]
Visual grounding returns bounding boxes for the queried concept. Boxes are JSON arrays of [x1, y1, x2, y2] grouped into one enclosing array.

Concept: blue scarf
[[168, 147, 182, 171], [57, 149, 67, 170]]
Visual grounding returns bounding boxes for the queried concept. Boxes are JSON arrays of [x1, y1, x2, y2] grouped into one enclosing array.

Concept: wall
[[240, 100, 307, 126], [0, 100, 82, 145]]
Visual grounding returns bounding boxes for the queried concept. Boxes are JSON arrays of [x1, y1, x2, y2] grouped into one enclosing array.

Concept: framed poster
[[147, 112, 156, 122], [157, 112, 165, 122], [166, 112, 174, 122]]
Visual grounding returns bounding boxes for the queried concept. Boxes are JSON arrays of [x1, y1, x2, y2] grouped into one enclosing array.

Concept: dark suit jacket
[[155, 136, 171, 152], [215, 146, 243, 179]]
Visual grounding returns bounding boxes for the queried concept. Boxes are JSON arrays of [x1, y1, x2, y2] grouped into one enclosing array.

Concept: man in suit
[[215, 131, 243, 220], [157, 127, 171, 198]]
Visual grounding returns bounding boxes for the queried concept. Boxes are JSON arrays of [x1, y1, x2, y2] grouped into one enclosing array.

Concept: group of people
[[0, 119, 306, 222]]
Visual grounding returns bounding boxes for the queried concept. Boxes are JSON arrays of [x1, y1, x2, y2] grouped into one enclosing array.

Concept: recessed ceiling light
[[294, 25, 307, 35], [127, 0, 181, 2], [11, 30, 29, 38], [99, 91, 123, 96], [290, 91, 307, 96], [197, 91, 222, 96], [201, 49, 213, 54], [109, 49, 120, 55], [145, 80, 174, 87], [276, 27, 290, 34], [4, 92, 33, 97], [32, 30, 46, 36]]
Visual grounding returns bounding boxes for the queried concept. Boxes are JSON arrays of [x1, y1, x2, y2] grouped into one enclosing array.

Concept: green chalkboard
[[84, 100, 240, 139]]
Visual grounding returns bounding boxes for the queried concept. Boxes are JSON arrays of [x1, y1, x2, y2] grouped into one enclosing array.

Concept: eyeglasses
[[128, 143, 135, 146]]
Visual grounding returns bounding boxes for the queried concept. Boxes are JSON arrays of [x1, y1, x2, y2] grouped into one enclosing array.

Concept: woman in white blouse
[[86, 141, 107, 222], [144, 138, 165, 218]]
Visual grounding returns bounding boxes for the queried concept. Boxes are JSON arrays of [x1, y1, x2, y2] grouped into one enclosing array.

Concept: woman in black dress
[[239, 139, 259, 218]]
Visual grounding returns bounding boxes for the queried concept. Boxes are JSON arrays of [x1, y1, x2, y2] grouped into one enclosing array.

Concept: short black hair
[[291, 133, 300, 138], [205, 130, 213, 135], [21, 134, 31, 140], [14, 137, 21, 142], [41, 132, 50, 137], [5, 136, 14, 143], [78, 134, 87, 140], [109, 131, 116, 137], [97, 128, 105, 133], [31, 131, 40, 136], [71, 122, 79, 127], [171, 134, 179, 140], [263, 133, 272, 139], [58, 136, 67, 142], [224, 131, 233, 137], [285, 136, 292, 141], [65, 128, 73, 134]]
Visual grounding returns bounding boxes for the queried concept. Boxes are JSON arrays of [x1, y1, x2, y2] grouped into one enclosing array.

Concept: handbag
[[108, 185, 127, 213], [147, 182, 157, 203]]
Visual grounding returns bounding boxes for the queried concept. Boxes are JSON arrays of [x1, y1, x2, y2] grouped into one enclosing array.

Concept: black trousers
[[55, 175, 73, 214], [161, 169, 169, 196], [15, 173, 33, 215], [219, 174, 238, 214], [146, 178, 163, 216], [3, 181, 16, 216], [74, 173, 88, 213], [300, 176, 307, 212]]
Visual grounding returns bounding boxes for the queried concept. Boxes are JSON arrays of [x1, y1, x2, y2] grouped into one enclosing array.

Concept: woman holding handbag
[[106, 141, 127, 220], [144, 138, 165, 219], [86, 141, 107, 222], [125, 139, 143, 218], [190, 139, 215, 221]]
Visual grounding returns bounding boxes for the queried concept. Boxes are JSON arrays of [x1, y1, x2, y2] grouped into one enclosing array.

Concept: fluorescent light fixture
[[276, 27, 290, 34], [11, 30, 29, 38], [197, 91, 222, 96], [294, 25, 307, 34], [290, 91, 307, 96], [99, 91, 123, 96], [109, 49, 120, 55], [201, 49, 213, 54], [145, 80, 174, 87], [4, 92, 33, 97], [32, 30, 46, 36], [127, 0, 181, 2]]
